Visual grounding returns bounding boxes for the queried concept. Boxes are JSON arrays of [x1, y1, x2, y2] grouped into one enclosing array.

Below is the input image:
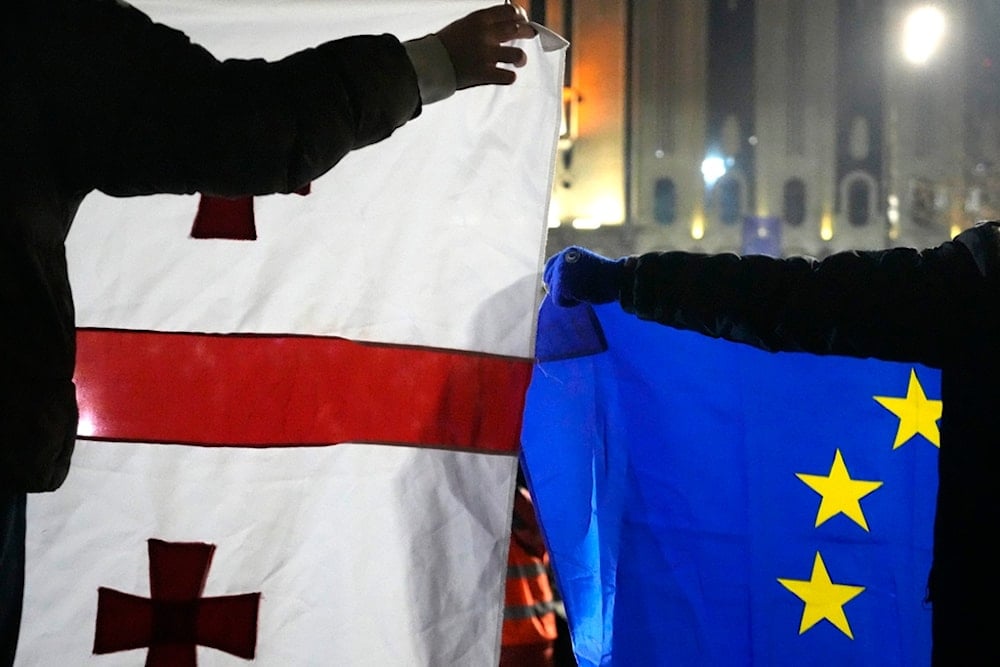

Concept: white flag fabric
[[17, 2, 565, 665]]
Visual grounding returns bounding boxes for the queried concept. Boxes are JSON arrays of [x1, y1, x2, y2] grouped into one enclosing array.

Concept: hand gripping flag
[[522, 298, 939, 667], [17, 2, 567, 665]]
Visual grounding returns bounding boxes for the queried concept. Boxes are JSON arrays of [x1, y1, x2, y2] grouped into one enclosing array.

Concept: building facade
[[537, 0, 993, 259]]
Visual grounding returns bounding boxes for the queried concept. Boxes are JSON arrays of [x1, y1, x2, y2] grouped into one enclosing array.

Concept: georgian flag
[[16, 2, 566, 665]]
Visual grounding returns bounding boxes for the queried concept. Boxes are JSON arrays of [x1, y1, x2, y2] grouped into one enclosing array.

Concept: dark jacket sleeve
[[31, 0, 423, 197], [619, 222, 1000, 368]]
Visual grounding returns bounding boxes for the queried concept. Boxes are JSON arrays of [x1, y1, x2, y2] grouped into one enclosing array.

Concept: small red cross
[[94, 539, 260, 666], [191, 184, 311, 240]]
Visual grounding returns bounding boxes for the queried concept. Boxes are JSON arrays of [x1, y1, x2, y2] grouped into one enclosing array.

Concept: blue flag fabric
[[521, 298, 939, 667]]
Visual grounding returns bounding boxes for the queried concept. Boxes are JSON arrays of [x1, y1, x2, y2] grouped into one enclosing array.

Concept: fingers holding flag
[[435, 4, 538, 89]]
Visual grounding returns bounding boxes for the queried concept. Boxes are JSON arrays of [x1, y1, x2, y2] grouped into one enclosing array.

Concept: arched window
[[719, 178, 742, 225], [783, 178, 806, 227], [847, 179, 871, 226], [653, 178, 676, 225]]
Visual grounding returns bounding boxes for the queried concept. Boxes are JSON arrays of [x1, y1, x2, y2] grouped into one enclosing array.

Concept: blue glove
[[543, 246, 626, 306]]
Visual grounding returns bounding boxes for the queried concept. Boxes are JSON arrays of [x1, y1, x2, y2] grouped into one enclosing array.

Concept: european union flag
[[521, 298, 940, 667]]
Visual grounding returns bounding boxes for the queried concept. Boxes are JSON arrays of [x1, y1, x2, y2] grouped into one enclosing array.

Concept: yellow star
[[777, 552, 865, 639], [796, 449, 883, 531], [873, 368, 942, 449]]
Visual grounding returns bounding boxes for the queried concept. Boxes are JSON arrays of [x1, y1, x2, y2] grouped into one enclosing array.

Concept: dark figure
[[544, 222, 1000, 665], [1, 1, 536, 663]]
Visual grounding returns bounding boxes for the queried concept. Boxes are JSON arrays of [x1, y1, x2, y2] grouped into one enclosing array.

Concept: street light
[[701, 155, 727, 187], [902, 6, 945, 66]]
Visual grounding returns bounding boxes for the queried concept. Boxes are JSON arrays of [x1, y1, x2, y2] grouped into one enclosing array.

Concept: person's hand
[[435, 4, 536, 89], [544, 246, 627, 307]]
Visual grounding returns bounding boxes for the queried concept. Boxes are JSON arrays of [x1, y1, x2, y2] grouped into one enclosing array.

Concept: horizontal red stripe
[[74, 329, 531, 454]]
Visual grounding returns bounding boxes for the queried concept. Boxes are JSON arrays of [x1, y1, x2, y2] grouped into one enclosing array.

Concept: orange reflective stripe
[[502, 538, 557, 644]]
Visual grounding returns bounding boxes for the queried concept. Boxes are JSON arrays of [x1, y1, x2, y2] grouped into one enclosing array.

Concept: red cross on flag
[[17, 2, 566, 665]]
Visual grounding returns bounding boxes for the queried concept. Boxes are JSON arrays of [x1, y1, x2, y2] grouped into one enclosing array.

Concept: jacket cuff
[[403, 35, 457, 105]]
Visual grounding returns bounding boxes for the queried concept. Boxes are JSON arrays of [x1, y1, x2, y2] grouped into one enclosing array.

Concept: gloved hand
[[543, 246, 626, 307]]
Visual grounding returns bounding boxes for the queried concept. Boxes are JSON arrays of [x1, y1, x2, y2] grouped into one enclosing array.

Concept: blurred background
[[521, 0, 1000, 259]]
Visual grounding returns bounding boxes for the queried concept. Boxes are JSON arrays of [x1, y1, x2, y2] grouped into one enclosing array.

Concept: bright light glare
[[592, 195, 624, 224], [902, 6, 945, 65], [690, 214, 705, 240], [77, 412, 97, 437], [820, 212, 834, 241], [547, 197, 561, 228], [571, 217, 602, 230], [569, 194, 625, 230], [701, 156, 727, 186]]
